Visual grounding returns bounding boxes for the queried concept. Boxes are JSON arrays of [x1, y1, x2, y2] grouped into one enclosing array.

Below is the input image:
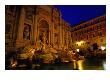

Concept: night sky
[[54, 5, 106, 26]]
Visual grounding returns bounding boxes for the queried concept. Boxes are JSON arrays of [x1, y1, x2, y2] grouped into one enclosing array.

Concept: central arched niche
[[38, 20, 49, 50]]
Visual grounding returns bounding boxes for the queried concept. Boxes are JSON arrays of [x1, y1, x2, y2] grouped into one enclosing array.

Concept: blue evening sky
[[54, 5, 106, 26]]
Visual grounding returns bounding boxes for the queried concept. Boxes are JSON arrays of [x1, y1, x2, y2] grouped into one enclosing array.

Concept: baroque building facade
[[5, 5, 71, 53], [71, 15, 106, 51]]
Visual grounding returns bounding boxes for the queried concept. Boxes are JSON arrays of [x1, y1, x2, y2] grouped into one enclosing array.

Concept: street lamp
[[101, 46, 105, 51], [100, 46, 105, 56], [76, 49, 79, 52]]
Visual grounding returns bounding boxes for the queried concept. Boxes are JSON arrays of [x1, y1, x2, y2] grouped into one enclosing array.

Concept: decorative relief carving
[[38, 8, 50, 16], [5, 34, 12, 39], [24, 7, 35, 21], [6, 5, 16, 16], [6, 14, 14, 23], [8, 5, 15, 13]]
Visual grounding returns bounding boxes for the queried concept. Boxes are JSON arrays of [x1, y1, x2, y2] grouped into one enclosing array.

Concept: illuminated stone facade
[[5, 5, 71, 53], [71, 15, 106, 51]]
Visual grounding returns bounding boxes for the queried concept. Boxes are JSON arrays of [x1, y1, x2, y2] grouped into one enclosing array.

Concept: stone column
[[16, 7, 25, 48], [33, 12, 38, 48], [66, 30, 69, 49], [60, 26, 62, 50], [62, 27, 64, 49], [51, 22, 54, 47], [17, 7, 25, 40], [58, 26, 61, 50], [48, 24, 50, 46]]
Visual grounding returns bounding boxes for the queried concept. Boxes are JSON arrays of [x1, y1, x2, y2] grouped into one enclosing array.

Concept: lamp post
[[101, 46, 105, 56]]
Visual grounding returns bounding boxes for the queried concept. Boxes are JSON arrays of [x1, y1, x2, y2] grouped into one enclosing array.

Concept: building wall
[[5, 5, 71, 53], [71, 15, 106, 51], [5, 5, 18, 52], [60, 19, 71, 50]]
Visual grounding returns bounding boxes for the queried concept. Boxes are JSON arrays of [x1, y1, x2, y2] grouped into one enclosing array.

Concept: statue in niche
[[39, 32, 44, 42], [23, 24, 31, 40], [45, 31, 49, 44], [39, 32, 45, 50]]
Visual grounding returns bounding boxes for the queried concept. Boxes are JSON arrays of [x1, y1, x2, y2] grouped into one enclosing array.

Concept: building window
[[97, 24, 101, 29], [93, 27, 95, 31], [93, 34, 95, 37], [79, 32, 81, 35], [87, 35, 88, 40], [87, 30, 88, 33], [82, 31, 83, 34], [92, 27, 94, 31], [87, 42, 90, 44], [84, 30, 86, 33], [98, 32, 102, 37], [5, 34, 11, 39], [75, 33, 77, 36], [89, 35, 92, 38], [90, 28, 92, 31]]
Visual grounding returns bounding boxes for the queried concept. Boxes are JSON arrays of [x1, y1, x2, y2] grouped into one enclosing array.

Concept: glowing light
[[103, 61, 106, 70], [76, 49, 79, 52], [77, 60, 84, 70], [11, 60, 17, 67], [12, 63, 16, 67], [76, 41, 84, 46], [31, 50, 35, 54], [73, 61, 77, 69], [73, 53, 75, 54], [29, 49, 35, 55], [101, 46, 105, 51]]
